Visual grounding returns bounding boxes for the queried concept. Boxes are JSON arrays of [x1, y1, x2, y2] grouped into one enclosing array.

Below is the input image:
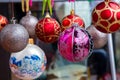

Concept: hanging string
[[29, 0, 32, 7], [9, 0, 16, 23], [21, 0, 30, 12], [11, 0, 14, 18], [51, 0, 54, 8], [68, 0, 75, 2], [74, 0, 76, 14], [42, 0, 52, 16]]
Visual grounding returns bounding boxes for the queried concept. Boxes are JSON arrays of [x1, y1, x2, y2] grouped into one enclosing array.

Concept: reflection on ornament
[[92, 0, 120, 33], [61, 10, 85, 31], [10, 44, 47, 80], [35, 13, 61, 43], [20, 11, 38, 37], [86, 25, 107, 49], [0, 23, 29, 52], [58, 24, 93, 62], [0, 15, 8, 31]]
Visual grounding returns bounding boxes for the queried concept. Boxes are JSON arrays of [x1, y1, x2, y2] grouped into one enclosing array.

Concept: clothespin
[[21, 0, 30, 12], [42, 0, 52, 16]]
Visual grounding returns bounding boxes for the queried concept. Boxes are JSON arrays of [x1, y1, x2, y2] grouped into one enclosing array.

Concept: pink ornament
[[58, 24, 93, 62]]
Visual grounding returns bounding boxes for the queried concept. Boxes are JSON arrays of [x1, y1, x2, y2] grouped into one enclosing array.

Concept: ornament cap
[[11, 17, 16, 24], [45, 12, 50, 18], [26, 11, 32, 16], [28, 38, 34, 44], [70, 9, 75, 15]]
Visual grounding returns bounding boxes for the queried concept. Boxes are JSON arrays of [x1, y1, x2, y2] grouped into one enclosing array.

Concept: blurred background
[[0, 0, 120, 80]]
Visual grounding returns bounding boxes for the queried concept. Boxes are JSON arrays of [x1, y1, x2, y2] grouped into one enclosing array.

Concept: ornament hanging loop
[[104, 0, 111, 2], [42, 0, 52, 16], [21, 0, 30, 12]]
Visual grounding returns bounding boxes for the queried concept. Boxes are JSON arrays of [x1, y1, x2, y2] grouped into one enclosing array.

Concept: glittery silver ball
[[20, 11, 38, 37], [86, 25, 108, 49], [0, 24, 29, 52]]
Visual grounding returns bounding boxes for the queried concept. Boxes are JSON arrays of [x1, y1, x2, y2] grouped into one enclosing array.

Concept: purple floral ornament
[[58, 24, 93, 62]]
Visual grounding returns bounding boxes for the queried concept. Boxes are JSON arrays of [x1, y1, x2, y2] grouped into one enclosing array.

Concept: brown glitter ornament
[[0, 20, 29, 52]]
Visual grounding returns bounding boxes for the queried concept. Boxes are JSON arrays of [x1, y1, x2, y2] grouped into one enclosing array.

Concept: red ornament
[[35, 13, 61, 43], [102, 73, 120, 80], [0, 15, 8, 31], [61, 10, 85, 31], [92, 0, 120, 33]]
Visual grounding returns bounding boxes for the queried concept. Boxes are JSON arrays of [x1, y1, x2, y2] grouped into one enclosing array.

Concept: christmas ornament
[[86, 25, 107, 49], [0, 15, 8, 31], [102, 73, 120, 80], [92, 0, 120, 33], [0, 20, 29, 52], [61, 10, 85, 31], [35, 13, 61, 43], [9, 42, 47, 80], [20, 11, 38, 37], [58, 24, 93, 62]]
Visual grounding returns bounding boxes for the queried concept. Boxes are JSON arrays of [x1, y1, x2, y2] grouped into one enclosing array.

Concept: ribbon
[[51, 0, 54, 7], [21, 0, 29, 12], [42, 0, 52, 16], [68, 0, 75, 2], [29, 0, 32, 7], [87, 0, 94, 2]]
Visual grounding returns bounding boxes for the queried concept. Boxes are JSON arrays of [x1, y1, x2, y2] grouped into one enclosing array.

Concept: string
[[74, 0, 75, 14], [21, 0, 29, 12], [11, 0, 14, 18], [42, 0, 52, 16]]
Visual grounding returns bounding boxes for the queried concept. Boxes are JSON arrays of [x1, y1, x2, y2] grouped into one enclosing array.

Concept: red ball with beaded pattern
[[92, 0, 120, 33], [35, 13, 61, 43], [0, 15, 8, 31], [61, 10, 85, 31]]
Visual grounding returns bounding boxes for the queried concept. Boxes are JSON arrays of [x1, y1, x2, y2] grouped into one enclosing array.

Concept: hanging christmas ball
[[61, 10, 85, 31], [20, 11, 38, 37], [58, 24, 93, 62], [86, 25, 108, 49], [0, 20, 29, 52], [0, 15, 8, 31], [9, 44, 47, 80], [92, 0, 120, 33], [35, 13, 61, 43]]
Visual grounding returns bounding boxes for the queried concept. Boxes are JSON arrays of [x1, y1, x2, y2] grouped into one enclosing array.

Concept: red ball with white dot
[[61, 10, 85, 31], [92, 0, 120, 33], [0, 15, 8, 31], [35, 13, 61, 43]]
